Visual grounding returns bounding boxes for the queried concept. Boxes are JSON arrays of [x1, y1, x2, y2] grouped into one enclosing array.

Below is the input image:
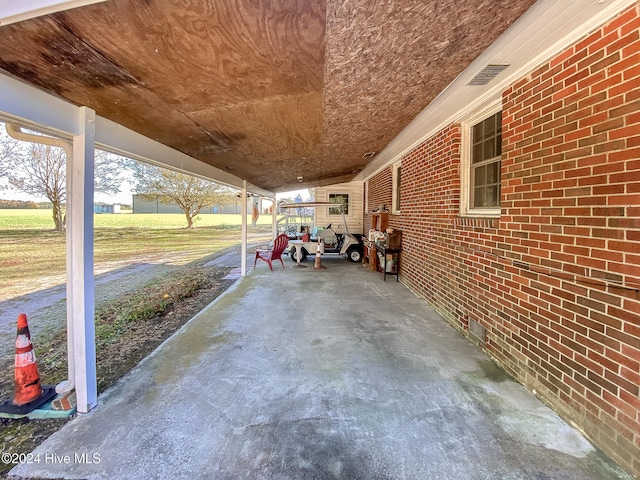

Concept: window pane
[[483, 117, 495, 140], [486, 161, 499, 184], [483, 139, 495, 159], [473, 122, 483, 144], [474, 165, 485, 186], [474, 187, 484, 207], [328, 193, 349, 215], [473, 142, 483, 163], [485, 185, 499, 207]]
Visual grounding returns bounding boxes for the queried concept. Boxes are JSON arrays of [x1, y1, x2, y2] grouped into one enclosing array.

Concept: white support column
[[241, 181, 247, 277], [69, 107, 97, 413], [272, 196, 277, 239]]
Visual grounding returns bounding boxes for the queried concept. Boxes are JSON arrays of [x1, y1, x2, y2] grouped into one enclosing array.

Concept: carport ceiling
[[0, 0, 536, 192]]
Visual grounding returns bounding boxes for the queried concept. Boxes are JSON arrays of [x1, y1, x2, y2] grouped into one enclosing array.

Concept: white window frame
[[328, 192, 349, 216], [392, 161, 401, 214], [460, 101, 502, 218]]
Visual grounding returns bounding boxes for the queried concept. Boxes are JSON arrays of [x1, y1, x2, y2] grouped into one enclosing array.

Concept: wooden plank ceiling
[[0, 0, 536, 192]]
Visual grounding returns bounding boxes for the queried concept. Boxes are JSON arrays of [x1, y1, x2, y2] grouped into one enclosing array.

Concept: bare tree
[[132, 163, 235, 229], [9, 144, 67, 230], [94, 150, 131, 199], [0, 126, 23, 180], [6, 143, 127, 231]]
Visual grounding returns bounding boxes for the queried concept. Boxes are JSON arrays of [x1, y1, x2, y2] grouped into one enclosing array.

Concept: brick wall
[[364, 166, 393, 232], [366, 4, 640, 477]]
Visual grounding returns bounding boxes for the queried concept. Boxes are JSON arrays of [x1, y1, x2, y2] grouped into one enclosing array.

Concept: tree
[[9, 144, 67, 230], [0, 132, 21, 179], [0, 125, 24, 189], [132, 162, 235, 229], [6, 142, 128, 231]]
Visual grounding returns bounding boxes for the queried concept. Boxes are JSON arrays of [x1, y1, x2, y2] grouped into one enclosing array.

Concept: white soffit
[[0, 0, 108, 26], [0, 73, 274, 197], [357, 0, 638, 182]]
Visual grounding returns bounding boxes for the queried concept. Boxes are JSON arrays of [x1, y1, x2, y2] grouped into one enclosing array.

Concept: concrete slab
[[10, 258, 632, 479], [204, 241, 290, 278]]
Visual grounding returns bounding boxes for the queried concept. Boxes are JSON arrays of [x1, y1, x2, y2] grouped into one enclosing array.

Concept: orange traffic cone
[[0, 314, 56, 416], [14, 313, 43, 405], [314, 240, 326, 270]]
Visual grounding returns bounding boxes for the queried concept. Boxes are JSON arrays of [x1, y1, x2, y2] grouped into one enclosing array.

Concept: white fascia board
[[0, 72, 273, 197], [0, 0, 107, 27], [0, 73, 79, 137], [356, 0, 637, 182]]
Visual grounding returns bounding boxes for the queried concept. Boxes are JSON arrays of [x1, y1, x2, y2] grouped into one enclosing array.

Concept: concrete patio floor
[[10, 257, 632, 479]]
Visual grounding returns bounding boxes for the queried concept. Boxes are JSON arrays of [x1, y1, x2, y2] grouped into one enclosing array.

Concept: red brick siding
[[366, 4, 640, 477], [394, 125, 470, 323], [364, 167, 393, 232], [500, 5, 640, 475]]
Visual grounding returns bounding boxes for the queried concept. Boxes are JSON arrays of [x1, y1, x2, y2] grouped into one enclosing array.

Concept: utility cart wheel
[[347, 248, 363, 263]]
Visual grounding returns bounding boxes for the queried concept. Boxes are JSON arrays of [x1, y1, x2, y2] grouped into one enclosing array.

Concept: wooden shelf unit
[[375, 244, 400, 281], [363, 241, 377, 271], [370, 212, 389, 232]]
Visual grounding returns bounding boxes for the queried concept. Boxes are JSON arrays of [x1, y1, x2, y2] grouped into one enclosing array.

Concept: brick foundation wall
[[366, 4, 640, 477]]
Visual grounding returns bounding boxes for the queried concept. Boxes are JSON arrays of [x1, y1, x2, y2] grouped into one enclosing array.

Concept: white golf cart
[[279, 202, 364, 264]]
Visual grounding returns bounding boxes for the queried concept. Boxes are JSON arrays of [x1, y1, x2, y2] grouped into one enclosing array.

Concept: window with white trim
[[461, 105, 502, 217], [392, 161, 401, 214], [328, 193, 349, 215]]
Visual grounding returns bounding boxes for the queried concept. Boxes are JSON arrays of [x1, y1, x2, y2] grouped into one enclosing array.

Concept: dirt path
[[0, 252, 194, 340], [0, 240, 270, 358]]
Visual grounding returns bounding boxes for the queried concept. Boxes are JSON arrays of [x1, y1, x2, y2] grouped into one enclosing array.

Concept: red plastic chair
[[254, 233, 289, 270]]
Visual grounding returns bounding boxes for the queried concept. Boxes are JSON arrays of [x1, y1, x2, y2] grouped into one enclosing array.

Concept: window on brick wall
[[392, 161, 401, 214], [328, 193, 349, 215], [461, 103, 502, 217]]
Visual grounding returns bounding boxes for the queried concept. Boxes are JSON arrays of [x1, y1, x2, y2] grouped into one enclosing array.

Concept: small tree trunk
[[52, 200, 65, 232], [185, 208, 194, 229]]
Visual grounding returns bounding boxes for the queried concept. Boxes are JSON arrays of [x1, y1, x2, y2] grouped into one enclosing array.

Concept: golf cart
[[279, 202, 364, 263]]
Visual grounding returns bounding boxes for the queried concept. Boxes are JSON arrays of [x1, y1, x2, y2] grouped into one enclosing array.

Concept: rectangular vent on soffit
[[467, 64, 509, 86]]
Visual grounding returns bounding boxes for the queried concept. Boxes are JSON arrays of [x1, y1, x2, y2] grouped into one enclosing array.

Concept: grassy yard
[[0, 210, 276, 298], [0, 209, 280, 475]]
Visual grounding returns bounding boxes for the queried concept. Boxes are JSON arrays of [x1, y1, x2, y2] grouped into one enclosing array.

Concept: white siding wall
[[314, 181, 364, 235]]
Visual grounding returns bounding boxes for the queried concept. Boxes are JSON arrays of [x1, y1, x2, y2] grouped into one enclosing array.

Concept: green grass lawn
[[0, 210, 277, 297], [0, 209, 276, 229]]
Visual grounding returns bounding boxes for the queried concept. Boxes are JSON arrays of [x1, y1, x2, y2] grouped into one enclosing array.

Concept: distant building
[[94, 203, 121, 214], [132, 194, 263, 215]]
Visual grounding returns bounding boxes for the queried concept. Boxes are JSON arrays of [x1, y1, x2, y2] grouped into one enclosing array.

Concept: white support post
[[241, 181, 248, 277], [272, 196, 277, 239], [69, 107, 97, 413]]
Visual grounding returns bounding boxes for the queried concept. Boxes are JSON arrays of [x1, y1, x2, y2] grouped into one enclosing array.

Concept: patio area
[[10, 257, 632, 479]]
